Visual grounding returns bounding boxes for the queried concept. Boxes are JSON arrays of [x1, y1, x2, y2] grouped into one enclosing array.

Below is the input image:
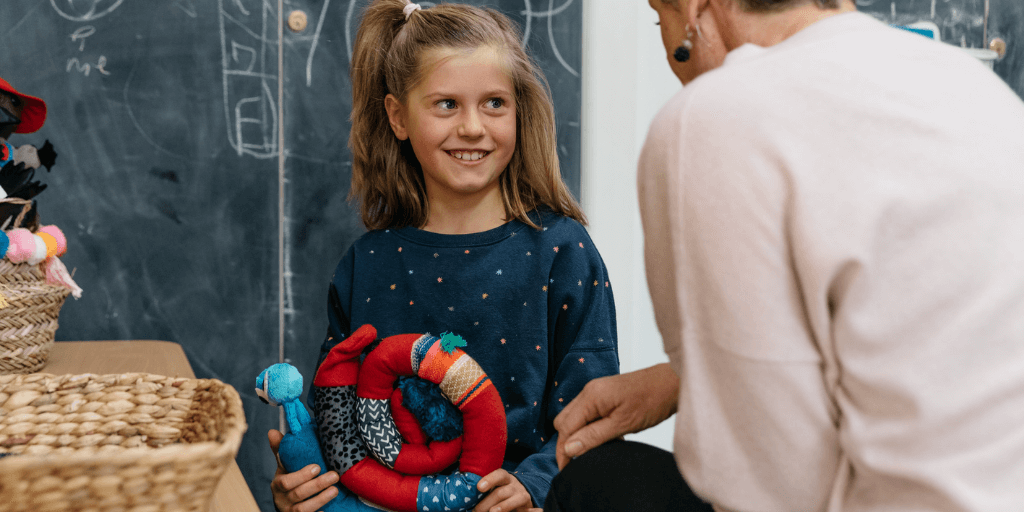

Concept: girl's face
[[385, 46, 516, 208]]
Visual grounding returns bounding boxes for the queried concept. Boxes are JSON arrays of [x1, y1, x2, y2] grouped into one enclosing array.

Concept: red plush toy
[[313, 324, 507, 512]]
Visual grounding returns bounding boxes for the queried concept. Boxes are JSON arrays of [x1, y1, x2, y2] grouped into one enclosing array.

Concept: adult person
[[548, 0, 1024, 510]]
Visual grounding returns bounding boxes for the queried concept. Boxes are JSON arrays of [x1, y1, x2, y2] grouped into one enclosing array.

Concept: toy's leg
[[312, 325, 380, 509]]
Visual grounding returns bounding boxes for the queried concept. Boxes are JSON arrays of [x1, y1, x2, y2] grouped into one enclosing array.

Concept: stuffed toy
[[256, 363, 377, 512], [259, 324, 507, 512], [0, 77, 57, 231]]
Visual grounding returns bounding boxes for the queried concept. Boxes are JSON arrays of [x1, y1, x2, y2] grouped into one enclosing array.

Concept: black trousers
[[544, 440, 715, 512]]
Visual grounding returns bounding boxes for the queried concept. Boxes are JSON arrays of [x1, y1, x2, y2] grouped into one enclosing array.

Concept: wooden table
[[39, 340, 261, 512]]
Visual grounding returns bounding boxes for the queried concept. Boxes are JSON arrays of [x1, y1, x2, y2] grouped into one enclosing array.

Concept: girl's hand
[[267, 429, 341, 512], [474, 469, 542, 512]]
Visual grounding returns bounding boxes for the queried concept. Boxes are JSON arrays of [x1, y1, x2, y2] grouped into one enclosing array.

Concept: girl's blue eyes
[[436, 98, 505, 110]]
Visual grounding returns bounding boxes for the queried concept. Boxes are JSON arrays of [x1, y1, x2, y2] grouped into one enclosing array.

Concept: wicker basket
[[0, 198, 72, 374], [0, 372, 247, 512]]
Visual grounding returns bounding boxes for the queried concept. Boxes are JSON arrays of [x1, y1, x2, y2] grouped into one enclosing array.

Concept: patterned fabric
[[439, 355, 490, 410], [416, 472, 483, 512], [410, 334, 436, 375], [358, 397, 402, 468], [313, 385, 368, 475]]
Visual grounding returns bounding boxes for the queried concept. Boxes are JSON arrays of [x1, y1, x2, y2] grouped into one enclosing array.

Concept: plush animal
[[0, 77, 57, 231], [312, 325, 507, 512], [255, 364, 376, 512]]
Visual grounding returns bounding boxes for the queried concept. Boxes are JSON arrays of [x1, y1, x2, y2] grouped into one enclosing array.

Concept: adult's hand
[[553, 363, 680, 469], [268, 429, 341, 512]]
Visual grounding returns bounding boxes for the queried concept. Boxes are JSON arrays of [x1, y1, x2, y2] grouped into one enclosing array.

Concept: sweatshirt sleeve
[[513, 225, 621, 505]]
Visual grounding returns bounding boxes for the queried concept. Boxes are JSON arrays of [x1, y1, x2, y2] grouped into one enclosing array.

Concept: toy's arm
[[284, 399, 314, 434]]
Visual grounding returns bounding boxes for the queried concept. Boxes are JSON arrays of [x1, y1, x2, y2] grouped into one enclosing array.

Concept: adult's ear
[[384, 94, 409, 141]]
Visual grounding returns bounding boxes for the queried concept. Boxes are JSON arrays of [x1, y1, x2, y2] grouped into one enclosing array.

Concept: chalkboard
[[0, 1, 581, 510], [857, 0, 1024, 100]]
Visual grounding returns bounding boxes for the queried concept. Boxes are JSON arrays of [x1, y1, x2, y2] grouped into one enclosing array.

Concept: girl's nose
[[457, 110, 485, 138]]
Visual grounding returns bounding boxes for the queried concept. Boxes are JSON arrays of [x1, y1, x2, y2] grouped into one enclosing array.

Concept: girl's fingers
[[285, 470, 340, 504], [489, 492, 531, 512], [272, 464, 320, 494], [293, 485, 340, 512]]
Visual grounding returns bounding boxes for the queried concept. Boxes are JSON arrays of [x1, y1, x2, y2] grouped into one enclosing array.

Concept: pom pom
[[440, 331, 467, 354], [0, 231, 9, 259], [397, 376, 463, 442], [37, 225, 65, 256], [27, 235, 46, 265], [37, 232, 58, 258], [5, 228, 34, 263]]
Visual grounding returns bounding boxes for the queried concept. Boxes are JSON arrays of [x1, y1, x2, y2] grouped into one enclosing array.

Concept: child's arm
[[509, 229, 621, 506]]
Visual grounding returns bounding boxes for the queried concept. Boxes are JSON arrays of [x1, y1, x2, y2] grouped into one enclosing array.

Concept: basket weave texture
[[0, 259, 70, 374], [0, 197, 72, 375], [0, 372, 247, 512]]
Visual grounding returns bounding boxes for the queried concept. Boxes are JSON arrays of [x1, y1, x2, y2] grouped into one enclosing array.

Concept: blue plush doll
[[255, 364, 377, 512]]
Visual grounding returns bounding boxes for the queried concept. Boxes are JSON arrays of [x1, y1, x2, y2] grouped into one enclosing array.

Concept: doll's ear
[[384, 94, 409, 141]]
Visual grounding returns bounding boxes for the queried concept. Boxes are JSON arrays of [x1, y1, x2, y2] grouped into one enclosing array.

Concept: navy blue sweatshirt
[[313, 210, 620, 505]]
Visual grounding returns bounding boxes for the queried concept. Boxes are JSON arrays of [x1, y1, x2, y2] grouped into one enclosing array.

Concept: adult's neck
[[711, 0, 857, 51]]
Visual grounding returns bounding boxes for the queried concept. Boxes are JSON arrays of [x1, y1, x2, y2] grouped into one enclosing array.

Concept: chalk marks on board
[[218, 0, 280, 159], [49, 0, 125, 22], [521, 0, 578, 77], [53, 1, 120, 78], [305, 0, 333, 86], [66, 25, 110, 77]]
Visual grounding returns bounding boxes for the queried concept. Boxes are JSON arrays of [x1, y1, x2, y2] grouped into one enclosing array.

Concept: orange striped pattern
[[416, 341, 463, 384]]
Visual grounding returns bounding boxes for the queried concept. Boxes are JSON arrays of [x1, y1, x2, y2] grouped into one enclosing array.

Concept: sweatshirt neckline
[[390, 218, 527, 248]]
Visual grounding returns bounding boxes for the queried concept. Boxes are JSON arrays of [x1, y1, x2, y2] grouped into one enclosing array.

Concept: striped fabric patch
[[410, 334, 437, 375], [439, 356, 491, 410]]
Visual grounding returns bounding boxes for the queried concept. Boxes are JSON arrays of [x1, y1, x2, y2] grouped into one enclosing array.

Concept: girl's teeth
[[451, 151, 485, 161]]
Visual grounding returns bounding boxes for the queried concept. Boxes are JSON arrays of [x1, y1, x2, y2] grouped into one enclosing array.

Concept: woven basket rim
[[0, 372, 247, 476]]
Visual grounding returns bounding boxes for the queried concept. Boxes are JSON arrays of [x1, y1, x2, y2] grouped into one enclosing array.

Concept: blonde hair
[[349, 0, 585, 230]]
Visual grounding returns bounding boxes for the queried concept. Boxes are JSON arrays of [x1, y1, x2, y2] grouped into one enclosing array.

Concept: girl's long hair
[[349, 0, 585, 230]]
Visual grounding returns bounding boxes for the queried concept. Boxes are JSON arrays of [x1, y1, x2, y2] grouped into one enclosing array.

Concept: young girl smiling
[[268, 2, 619, 512]]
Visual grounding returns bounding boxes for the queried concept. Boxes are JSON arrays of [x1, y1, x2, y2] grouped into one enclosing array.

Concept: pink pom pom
[[37, 225, 67, 257], [6, 228, 35, 263]]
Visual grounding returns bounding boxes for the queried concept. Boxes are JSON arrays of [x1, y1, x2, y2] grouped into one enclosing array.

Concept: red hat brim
[[0, 77, 46, 134]]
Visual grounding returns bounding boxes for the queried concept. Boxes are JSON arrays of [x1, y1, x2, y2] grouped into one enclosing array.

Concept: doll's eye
[[255, 387, 270, 404]]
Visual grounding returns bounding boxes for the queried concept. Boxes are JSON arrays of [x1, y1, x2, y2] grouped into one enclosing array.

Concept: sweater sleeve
[[513, 226, 621, 505]]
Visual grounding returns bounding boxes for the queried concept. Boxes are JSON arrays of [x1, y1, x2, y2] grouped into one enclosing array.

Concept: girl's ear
[[384, 94, 409, 141]]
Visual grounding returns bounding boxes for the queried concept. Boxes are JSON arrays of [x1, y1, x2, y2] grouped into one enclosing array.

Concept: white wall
[[579, 1, 684, 451]]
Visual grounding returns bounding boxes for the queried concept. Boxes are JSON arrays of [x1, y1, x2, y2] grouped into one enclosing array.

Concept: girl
[[268, 1, 619, 511]]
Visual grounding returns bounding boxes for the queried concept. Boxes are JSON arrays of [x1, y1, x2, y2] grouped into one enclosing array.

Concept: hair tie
[[403, 2, 421, 20]]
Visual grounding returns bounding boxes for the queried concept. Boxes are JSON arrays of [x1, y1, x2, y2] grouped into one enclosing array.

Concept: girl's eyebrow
[[422, 89, 513, 99]]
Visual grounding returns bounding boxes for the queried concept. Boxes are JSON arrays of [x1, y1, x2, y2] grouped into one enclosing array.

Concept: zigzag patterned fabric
[[357, 397, 402, 468]]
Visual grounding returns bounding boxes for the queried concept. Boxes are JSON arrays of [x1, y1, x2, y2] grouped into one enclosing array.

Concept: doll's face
[[0, 92, 24, 140]]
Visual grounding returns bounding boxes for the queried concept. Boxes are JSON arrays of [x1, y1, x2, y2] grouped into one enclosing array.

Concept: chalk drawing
[[70, 25, 96, 51], [306, 0, 332, 86], [50, 0, 126, 22], [219, 0, 279, 159], [521, 0, 579, 77]]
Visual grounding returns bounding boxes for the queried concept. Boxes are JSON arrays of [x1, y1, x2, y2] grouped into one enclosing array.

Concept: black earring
[[673, 43, 692, 62], [673, 25, 695, 63]]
